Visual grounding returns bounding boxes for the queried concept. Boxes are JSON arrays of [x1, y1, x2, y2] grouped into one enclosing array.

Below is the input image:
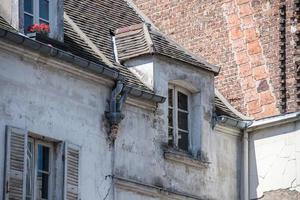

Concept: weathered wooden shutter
[[4, 126, 28, 200], [64, 142, 80, 200]]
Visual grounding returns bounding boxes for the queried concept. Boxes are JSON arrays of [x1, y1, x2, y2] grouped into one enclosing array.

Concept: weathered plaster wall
[[249, 122, 300, 199], [114, 55, 243, 200], [0, 45, 243, 199], [0, 48, 113, 199], [124, 55, 154, 90], [0, 0, 19, 29]]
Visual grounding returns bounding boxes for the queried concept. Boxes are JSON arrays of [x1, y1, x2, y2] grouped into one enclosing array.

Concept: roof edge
[[124, 0, 157, 28], [149, 27, 221, 74], [0, 27, 165, 104], [215, 89, 253, 120], [247, 112, 300, 132]]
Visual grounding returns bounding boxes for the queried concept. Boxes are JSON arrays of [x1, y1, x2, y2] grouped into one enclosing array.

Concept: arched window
[[168, 84, 190, 151]]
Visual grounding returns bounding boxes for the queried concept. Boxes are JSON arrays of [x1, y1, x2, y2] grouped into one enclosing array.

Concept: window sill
[[163, 147, 210, 169], [26, 32, 67, 50]]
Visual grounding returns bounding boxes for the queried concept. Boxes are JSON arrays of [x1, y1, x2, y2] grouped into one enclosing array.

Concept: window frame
[[26, 137, 54, 200], [168, 84, 191, 151], [23, 0, 50, 33]]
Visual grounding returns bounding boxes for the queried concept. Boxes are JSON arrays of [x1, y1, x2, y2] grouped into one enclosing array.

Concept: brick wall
[[133, 0, 300, 119]]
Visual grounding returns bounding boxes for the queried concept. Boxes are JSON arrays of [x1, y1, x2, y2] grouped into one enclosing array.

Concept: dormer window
[[168, 85, 190, 151], [24, 0, 49, 34]]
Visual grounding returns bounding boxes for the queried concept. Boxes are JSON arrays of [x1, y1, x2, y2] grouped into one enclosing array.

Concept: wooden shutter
[[4, 126, 28, 200], [64, 142, 80, 200]]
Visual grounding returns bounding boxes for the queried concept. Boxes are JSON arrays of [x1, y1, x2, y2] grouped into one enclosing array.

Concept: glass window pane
[[168, 128, 173, 146], [24, 0, 33, 13], [38, 145, 50, 172], [24, 14, 33, 34], [178, 131, 189, 151], [39, 0, 49, 21], [168, 108, 173, 127], [178, 111, 188, 131], [39, 20, 49, 25], [37, 172, 49, 199], [178, 92, 188, 110], [168, 89, 173, 107], [26, 141, 34, 199]]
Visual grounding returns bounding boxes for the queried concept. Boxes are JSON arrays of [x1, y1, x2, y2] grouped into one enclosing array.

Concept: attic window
[[168, 85, 190, 151], [24, 0, 50, 34]]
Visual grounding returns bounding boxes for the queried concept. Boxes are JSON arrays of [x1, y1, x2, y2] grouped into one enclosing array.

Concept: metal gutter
[[0, 27, 166, 104], [216, 115, 253, 130], [124, 86, 166, 103], [247, 112, 300, 132]]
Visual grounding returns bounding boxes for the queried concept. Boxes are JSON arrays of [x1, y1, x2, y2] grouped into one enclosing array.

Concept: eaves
[[0, 28, 166, 104]]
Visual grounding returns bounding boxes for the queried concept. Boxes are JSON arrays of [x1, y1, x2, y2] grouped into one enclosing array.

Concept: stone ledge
[[163, 148, 210, 169], [114, 176, 207, 200]]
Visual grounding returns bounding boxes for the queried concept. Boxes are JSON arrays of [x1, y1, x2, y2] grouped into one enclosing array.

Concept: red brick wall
[[133, 0, 299, 119]]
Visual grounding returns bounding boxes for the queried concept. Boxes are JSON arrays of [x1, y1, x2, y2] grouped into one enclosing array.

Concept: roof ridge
[[123, 0, 157, 28], [149, 27, 220, 73], [115, 23, 144, 34], [215, 89, 253, 120], [64, 12, 116, 69]]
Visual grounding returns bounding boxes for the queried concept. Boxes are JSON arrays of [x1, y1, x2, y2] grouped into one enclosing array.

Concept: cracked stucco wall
[[249, 121, 300, 199], [0, 48, 114, 200], [116, 55, 242, 200], [0, 46, 242, 199]]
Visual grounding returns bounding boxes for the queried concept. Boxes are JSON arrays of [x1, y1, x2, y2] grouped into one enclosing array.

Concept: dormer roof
[[0, 0, 244, 120], [115, 23, 220, 74]]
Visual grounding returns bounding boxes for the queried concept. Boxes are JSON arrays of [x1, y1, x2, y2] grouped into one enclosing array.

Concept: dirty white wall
[[249, 120, 300, 199], [118, 55, 243, 200], [0, 43, 243, 200], [0, 45, 114, 200]]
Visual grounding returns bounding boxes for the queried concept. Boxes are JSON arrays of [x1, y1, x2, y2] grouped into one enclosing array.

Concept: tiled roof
[[0, 16, 16, 32], [63, 0, 152, 91], [115, 23, 220, 73], [215, 89, 251, 120], [64, 0, 142, 63], [0, 0, 244, 119], [64, 20, 149, 90]]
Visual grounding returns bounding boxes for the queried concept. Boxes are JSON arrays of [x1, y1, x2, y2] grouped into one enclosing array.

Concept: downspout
[[105, 80, 128, 141], [214, 115, 252, 200], [105, 81, 128, 200], [242, 130, 249, 200]]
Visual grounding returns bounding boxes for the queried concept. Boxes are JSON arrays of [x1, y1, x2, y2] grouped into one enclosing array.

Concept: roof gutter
[[0, 28, 166, 104], [247, 112, 300, 132], [216, 115, 253, 130]]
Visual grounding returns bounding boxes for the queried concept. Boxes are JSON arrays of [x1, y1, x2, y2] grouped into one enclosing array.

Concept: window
[[168, 85, 190, 151], [26, 138, 53, 200], [4, 126, 81, 200], [24, 0, 50, 33]]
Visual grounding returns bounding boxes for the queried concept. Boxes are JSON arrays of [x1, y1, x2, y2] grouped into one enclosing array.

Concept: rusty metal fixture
[[109, 124, 119, 141], [105, 81, 127, 141]]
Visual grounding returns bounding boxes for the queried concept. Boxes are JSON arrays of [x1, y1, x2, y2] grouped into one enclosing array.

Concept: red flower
[[28, 23, 50, 34]]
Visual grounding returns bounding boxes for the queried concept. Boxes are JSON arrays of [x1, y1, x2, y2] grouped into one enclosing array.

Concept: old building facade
[[132, 0, 300, 119], [1, 0, 299, 199], [131, 0, 300, 199], [0, 0, 251, 199]]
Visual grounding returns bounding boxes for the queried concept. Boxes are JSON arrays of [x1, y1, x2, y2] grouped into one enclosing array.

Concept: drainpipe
[[214, 115, 252, 200], [104, 81, 128, 200], [242, 130, 249, 200], [105, 81, 128, 141]]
